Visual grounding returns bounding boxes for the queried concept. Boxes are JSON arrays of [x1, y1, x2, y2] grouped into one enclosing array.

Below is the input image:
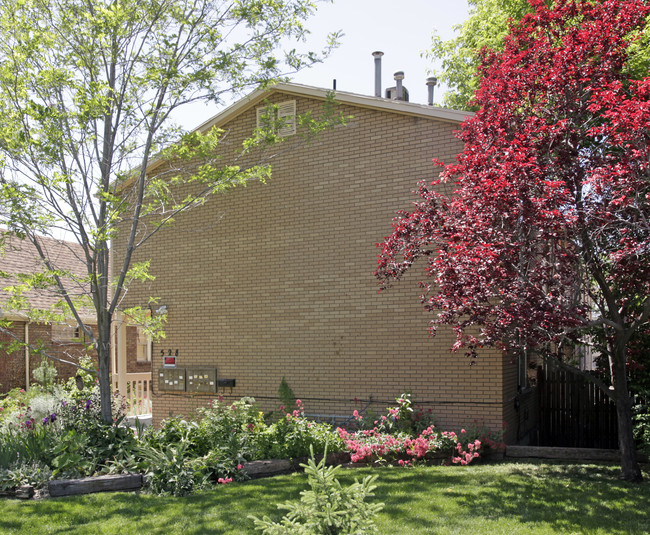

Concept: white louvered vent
[[276, 100, 296, 137], [256, 100, 296, 137]]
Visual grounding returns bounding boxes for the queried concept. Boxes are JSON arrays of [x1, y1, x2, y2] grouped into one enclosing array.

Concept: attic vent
[[256, 100, 296, 137]]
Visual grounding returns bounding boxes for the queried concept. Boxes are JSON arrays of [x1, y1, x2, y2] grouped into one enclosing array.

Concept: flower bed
[[1, 384, 504, 497]]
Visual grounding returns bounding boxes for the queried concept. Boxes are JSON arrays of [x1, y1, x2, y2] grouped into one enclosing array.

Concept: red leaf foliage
[[377, 0, 650, 359]]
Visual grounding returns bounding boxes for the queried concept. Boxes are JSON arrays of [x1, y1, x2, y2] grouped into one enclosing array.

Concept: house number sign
[[162, 349, 179, 368]]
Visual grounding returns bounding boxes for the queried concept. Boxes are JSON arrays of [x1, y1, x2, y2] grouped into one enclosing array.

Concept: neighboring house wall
[[0, 320, 97, 393], [0, 234, 150, 393], [125, 325, 153, 374], [115, 86, 522, 442]]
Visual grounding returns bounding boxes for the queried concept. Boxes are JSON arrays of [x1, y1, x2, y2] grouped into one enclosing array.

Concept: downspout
[[24, 320, 31, 390]]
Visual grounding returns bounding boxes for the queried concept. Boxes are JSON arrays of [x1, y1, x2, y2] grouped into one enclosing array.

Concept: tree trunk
[[97, 320, 113, 424], [612, 340, 642, 482]]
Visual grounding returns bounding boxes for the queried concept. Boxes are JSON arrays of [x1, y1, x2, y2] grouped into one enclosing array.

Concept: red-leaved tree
[[377, 0, 649, 482]]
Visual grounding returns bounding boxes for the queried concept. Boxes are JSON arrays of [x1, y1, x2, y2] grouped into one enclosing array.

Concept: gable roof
[[138, 82, 471, 179], [194, 82, 472, 135], [0, 234, 91, 320]]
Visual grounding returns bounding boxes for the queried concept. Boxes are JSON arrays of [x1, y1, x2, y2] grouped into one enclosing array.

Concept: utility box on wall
[[158, 368, 186, 392], [186, 367, 217, 393]]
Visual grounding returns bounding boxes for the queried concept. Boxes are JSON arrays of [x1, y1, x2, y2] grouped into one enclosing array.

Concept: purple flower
[[84, 399, 91, 410]]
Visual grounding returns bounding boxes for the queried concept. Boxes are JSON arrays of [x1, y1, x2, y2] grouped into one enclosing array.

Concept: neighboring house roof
[[0, 234, 91, 320]]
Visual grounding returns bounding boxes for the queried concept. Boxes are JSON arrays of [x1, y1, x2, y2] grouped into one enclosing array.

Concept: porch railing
[[112, 372, 153, 416]]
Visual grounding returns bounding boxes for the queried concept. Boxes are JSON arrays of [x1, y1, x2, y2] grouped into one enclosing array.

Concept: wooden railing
[[112, 372, 153, 416]]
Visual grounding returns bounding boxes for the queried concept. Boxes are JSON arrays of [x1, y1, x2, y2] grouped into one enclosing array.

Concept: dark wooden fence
[[537, 364, 619, 449]]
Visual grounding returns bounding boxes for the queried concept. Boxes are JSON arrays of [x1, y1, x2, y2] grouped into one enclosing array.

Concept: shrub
[[0, 460, 52, 491], [54, 387, 137, 476], [252, 400, 343, 460], [250, 447, 383, 534], [194, 396, 263, 459], [633, 392, 650, 456], [139, 440, 205, 497], [32, 358, 58, 391], [0, 416, 57, 470], [338, 395, 488, 467]]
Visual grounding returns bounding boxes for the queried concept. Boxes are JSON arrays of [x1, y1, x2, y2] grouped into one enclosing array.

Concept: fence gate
[[537, 364, 618, 449]]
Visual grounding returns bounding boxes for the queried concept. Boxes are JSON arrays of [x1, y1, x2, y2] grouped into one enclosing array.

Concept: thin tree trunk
[[612, 339, 642, 482], [97, 319, 113, 423]]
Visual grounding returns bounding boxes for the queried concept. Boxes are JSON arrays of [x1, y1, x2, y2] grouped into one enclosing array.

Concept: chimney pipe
[[426, 77, 437, 106], [394, 71, 404, 101], [372, 51, 383, 97]]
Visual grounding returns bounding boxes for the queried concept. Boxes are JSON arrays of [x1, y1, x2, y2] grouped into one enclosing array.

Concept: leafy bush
[[633, 393, 650, 456], [0, 417, 57, 469], [0, 460, 52, 491], [252, 400, 343, 460], [61, 355, 98, 403], [137, 399, 260, 493], [194, 396, 263, 459], [250, 446, 383, 534], [32, 358, 58, 391], [139, 440, 204, 497], [338, 394, 487, 466]]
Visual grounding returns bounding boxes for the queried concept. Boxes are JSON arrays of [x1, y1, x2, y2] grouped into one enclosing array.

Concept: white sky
[[291, 0, 470, 105], [184, 0, 469, 129]]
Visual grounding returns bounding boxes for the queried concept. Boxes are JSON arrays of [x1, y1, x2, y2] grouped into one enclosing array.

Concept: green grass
[[1, 461, 649, 534]]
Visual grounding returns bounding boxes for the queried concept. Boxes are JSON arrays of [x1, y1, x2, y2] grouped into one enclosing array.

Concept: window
[[52, 323, 85, 343], [256, 100, 296, 137], [136, 326, 152, 362]]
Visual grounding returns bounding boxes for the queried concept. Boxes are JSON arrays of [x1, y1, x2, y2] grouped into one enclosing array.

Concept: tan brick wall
[[115, 92, 522, 440]]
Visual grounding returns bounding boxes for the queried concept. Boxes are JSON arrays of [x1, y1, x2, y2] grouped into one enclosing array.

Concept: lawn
[[1, 460, 649, 534]]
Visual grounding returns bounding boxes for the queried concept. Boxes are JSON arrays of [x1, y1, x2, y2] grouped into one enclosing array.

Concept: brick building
[[0, 234, 150, 395], [114, 81, 537, 442]]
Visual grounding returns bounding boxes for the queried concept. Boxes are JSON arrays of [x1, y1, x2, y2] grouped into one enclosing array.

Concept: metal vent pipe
[[426, 76, 437, 106], [372, 51, 384, 97], [394, 71, 404, 101]]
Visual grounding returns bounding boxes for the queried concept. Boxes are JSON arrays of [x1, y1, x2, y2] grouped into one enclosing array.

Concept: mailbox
[[186, 367, 217, 393], [158, 367, 186, 392]]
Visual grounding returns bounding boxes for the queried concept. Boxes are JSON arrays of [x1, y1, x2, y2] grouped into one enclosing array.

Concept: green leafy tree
[[428, 0, 650, 110], [0, 0, 339, 422], [427, 0, 533, 110]]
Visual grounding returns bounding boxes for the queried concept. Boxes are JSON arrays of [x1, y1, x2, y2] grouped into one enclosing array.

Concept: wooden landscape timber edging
[[11, 447, 647, 500], [48, 474, 143, 497], [242, 459, 292, 478], [243, 452, 352, 479]]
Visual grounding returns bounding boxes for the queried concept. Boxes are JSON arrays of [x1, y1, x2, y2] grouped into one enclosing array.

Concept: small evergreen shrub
[[32, 359, 58, 391], [250, 447, 383, 534]]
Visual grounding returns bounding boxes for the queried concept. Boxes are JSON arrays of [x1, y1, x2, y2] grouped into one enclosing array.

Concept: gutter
[[25, 321, 31, 390]]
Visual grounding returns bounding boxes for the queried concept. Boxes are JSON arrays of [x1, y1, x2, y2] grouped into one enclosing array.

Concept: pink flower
[[236, 464, 243, 470], [461, 429, 466, 434], [218, 477, 233, 484]]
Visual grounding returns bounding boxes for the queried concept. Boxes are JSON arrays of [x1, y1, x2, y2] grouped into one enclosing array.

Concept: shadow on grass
[[353, 461, 650, 534], [1, 461, 648, 534], [0, 475, 303, 535]]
